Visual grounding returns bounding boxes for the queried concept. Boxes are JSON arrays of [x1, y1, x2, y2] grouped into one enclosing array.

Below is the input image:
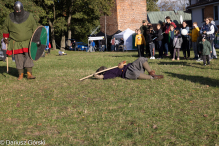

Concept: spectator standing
[[47, 42, 51, 54], [181, 21, 190, 59], [189, 22, 200, 60], [140, 20, 148, 55], [163, 16, 177, 56], [172, 30, 183, 61], [98, 40, 102, 51], [147, 27, 156, 59], [115, 39, 119, 51], [200, 17, 215, 60], [168, 24, 175, 58], [154, 24, 163, 59], [135, 29, 138, 34], [87, 40, 95, 52], [209, 17, 218, 59], [135, 29, 146, 57], [1, 38, 7, 62], [198, 36, 212, 65], [111, 37, 115, 51], [102, 38, 106, 52]]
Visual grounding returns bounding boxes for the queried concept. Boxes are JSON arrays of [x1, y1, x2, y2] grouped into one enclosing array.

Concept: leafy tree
[[0, 0, 45, 40], [0, 0, 114, 50], [36, 0, 114, 49], [147, 0, 159, 11], [158, 0, 189, 11]]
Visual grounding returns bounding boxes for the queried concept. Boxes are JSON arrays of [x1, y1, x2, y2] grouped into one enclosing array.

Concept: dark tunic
[[104, 64, 131, 79], [104, 57, 149, 80]]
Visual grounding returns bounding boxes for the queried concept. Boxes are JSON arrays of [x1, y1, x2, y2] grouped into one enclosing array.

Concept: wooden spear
[[6, 44, 9, 73], [80, 62, 126, 81]]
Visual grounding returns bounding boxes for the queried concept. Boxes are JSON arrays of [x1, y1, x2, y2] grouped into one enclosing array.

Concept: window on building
[[202, 8, 205, 22], [214, 6, 218, 20]]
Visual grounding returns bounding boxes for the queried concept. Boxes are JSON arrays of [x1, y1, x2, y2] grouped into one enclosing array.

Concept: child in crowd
[[135, 29, 146, 57], [147, 26, 155, 59], [154, 24, 163, 59], [172, 29, 183, 61], [169, 24, 175, 58], [135, 29, 138, 35], [189, 22, 200, 60], [198, 36, 212, 66]]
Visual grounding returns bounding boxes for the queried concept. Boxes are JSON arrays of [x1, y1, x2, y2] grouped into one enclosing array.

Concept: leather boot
[[27, 72, 36, 79], [153, 75, 164, 79], [17, 73, 24, 81]]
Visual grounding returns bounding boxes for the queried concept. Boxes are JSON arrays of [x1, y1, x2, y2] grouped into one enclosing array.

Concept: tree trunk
[[51, 26, 56, 50], [67, 0, 73, 47], [67, 15, 72, 47], [61, 31, 65, 51]]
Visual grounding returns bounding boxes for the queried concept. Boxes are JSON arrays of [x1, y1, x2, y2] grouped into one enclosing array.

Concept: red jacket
[[164, 22, 177, 34]]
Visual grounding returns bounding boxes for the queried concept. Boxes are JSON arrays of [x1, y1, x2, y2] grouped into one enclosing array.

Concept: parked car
[[77, 42, 88, 51]]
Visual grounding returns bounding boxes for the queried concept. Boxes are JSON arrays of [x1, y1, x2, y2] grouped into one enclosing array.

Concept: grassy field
[[0, 50, 219, 145]]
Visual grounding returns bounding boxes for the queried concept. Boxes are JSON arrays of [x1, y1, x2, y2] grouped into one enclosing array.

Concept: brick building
[[100, 0, 147, 35]]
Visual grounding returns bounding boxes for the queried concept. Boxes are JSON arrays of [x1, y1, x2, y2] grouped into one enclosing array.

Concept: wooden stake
[[6, 44, 9, 73], [79, 64, 126, 81]]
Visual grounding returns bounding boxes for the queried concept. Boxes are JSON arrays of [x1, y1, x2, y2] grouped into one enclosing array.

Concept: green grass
[[0, 50, 219, 145]]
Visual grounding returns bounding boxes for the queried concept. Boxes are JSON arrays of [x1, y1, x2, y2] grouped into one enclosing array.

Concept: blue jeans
[[163, 34, 169, 55], [111, 45, 115, 51], [102, 45, 105, 52], [156, 41, 163, 58], [192, 42, 198, 58]]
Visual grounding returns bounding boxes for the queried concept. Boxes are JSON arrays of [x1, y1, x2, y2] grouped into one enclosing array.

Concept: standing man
[[2, 1, 38, 80], [163, 16, 177, 56], [140, 20, 148, 56], [101, 38, 106, 52]]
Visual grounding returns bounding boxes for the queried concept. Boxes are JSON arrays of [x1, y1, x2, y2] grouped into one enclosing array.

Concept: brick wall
[[100, 1, 118, 35], [100, 0, 147, 35], [204, 5, 214, 18]]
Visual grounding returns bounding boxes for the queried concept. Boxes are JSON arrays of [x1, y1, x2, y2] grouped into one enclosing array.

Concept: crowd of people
[[134, 16, 218, 65]]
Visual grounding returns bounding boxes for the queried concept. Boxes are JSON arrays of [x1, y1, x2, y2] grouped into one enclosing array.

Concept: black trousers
[[2, 50, 6, 61], [182, 37, 190, 58], [169, 43, 174, 58], [137, 44, 145, 57], [202, 55, 210, 64], [146, 43, 150, 55]]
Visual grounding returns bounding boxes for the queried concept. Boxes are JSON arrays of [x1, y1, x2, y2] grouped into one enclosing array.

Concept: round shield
[[29, 26, 47, 61]]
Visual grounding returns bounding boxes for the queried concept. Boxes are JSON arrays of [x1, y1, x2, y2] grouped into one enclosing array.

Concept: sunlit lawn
[[0, 49, 219, 145]]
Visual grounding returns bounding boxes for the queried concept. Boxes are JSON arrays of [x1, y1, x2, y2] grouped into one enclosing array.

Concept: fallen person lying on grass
[[94, 57, 164, 80]]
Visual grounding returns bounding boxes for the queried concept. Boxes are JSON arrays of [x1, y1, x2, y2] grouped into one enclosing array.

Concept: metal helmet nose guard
[[14, 1, 23, 12]]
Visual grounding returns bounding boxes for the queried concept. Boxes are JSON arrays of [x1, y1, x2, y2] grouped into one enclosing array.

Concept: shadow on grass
[[158, 62, 188, 65], [165, 71, 219, 87], [110, 55, 139, 58], [0, 66, 18, 77], [158, 61, 219, 70]]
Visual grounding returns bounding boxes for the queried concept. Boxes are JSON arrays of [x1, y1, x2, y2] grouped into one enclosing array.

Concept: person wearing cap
[[140, 20, 148, 56], [163, 16, 177, 56], [2, 1, 38, 80], [198, 36, 212, 66]]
